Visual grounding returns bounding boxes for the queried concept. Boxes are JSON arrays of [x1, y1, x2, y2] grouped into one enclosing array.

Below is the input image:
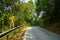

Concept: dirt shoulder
[[9, 25, 29, 40]]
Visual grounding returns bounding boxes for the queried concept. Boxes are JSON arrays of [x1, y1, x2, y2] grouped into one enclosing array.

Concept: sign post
[[9, 16, 15, 28]]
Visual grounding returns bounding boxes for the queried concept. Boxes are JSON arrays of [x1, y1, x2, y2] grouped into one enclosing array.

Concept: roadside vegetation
[[35, 0, 60, 34], [0, 0, 60, 40]]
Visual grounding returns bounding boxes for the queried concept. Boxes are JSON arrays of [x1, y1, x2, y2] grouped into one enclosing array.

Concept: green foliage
[[36, 0, 60, 34], [0, 0, 36, 33]]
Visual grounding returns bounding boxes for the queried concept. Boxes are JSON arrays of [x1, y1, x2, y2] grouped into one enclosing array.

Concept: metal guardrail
[[0, 26, 20, 38], [0, 26, 21, 40]]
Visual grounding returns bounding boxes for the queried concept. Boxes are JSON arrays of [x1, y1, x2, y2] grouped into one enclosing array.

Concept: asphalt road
[[22, 26, 60, 40]]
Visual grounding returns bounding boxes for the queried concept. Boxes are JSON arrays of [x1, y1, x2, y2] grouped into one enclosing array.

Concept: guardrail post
[[7, 34, 9, 40], [13, 31, 16, 34]]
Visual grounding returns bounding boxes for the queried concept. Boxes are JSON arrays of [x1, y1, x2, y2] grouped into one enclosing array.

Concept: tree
[[35, 0, 60, 34]]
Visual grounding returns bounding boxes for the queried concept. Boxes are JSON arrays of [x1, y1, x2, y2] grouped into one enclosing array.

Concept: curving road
[[22, 26, 60, 40]]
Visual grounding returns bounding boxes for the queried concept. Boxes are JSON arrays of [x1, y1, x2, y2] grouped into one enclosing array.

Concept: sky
[[24, 0, 29, 2], [21, 0, 35, 3]]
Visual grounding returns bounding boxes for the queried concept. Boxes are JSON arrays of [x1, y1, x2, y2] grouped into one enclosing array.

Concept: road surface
[[22, 26, 60, 40]]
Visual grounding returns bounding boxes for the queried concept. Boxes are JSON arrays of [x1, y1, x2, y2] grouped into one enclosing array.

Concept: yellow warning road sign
[[9, 16, 15, 20]]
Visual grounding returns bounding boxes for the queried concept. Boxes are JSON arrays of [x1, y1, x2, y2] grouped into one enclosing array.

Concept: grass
[[0, 26, 20, 40], [0, 24, 29, 40], [9, 24, 29, 40], [43, 23, 60, 34]]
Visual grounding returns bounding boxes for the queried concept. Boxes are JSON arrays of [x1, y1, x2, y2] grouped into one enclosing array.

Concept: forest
[[36, 0, 60, 34], [0, 0, 60, 35]]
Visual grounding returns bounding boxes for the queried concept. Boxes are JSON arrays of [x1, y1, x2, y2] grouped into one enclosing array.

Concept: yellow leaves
[[9, 16, 15, 20]]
